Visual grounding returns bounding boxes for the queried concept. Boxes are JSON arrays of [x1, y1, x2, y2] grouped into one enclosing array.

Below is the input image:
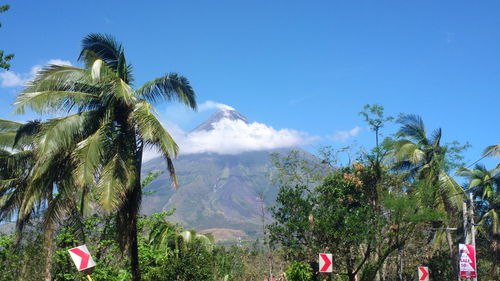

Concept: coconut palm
[[14, 33, 196, 281], [392, 114, 465, 206], [0, 118, 84, 281], [458, 164, 498, 200], [0, 119, 37, 237], [458, 163, 499, 279], [391, 114, 465, 280]]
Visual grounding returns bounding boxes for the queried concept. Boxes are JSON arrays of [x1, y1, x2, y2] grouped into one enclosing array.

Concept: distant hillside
[[141, 150, 280, 238]]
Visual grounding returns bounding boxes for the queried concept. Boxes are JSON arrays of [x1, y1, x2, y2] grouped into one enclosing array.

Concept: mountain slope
[[141, 150, 278, 237]]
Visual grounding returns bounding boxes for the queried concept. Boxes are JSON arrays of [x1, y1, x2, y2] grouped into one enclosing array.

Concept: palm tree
[[147, 217, 214, 254], [458, 163, 499, 279], [391, 114, 465, 280], [0, 119, 83, 281], [0, 119, 37, 238], [458, 164, 498, 200], [15, 33, 196, 281]]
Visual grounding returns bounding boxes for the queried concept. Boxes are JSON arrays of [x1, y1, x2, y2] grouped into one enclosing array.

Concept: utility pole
[[463, 200, 470, 281], [469, 193, 477, 281], [463, 193, 478, 281]]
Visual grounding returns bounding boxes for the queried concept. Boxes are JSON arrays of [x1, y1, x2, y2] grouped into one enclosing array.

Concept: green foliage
[[0, 209, 280, 281], [359, 104, 393, 150], [285, 261, 312, 281], [425, 250, 453, 281], [359, 104, 393, 132], [268, 183, 314, 260]]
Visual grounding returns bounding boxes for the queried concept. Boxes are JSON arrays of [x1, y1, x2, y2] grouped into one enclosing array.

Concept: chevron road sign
[[319, 253, 332, 273], [418, 266, 429, 281], [68, 245, 96, 271]]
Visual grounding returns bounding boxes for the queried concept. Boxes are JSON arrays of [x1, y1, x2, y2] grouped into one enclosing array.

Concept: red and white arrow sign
[[68, 245, 96, 271], [418, 266, 429, 281], [319, 253, 332, 272]]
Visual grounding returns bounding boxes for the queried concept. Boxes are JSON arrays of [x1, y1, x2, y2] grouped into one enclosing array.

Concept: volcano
[[191, 108, 249, 132], [140, 108, 312, 241]]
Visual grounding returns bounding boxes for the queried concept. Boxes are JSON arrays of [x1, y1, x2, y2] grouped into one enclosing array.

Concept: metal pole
[[469, 193, 477, 281], [85, 274, 93, 281]]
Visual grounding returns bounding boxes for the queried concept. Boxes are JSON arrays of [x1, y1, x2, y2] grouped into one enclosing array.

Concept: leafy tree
[[14, 33, 197, 281], [391, 114, 466, 280], [285, 261, 312, 281], [359, 104, 393, 151]]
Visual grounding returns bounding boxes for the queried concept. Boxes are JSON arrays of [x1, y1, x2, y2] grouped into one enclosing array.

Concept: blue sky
[[0, 0, 498, 169]]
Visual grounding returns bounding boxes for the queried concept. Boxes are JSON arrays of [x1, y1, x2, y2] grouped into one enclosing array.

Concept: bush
[[286, 261, 312, 281]]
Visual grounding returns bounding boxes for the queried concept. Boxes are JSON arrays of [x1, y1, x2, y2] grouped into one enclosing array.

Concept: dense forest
[[0, 32, 498, 281]]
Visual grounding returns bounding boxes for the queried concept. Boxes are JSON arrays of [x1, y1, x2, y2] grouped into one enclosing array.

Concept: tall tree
[[458, 163, 500, 279], [14, 33, 196, 281], [391, 114, 465, 280], [0, 119, 81, 281]]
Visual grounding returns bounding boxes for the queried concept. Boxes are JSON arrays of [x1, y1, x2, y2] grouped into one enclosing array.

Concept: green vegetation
[[267, 108, 498, 281], [0, 30, 498, 281]]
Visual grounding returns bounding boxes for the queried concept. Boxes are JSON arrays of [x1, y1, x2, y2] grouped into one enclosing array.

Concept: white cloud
[[0, 71, 24, 87], [0, 59, 72, 88], [142, 108, 317, 161], [330, 126, 361, 142], [178, 119, 317, 155], [198, 100, 234, 111]]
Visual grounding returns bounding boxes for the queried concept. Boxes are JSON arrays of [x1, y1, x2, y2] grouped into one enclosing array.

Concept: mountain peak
[[191, 108, 248, 132]]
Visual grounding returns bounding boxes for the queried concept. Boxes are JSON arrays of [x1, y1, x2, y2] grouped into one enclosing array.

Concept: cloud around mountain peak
[[179, 117, 316, 155], [142, 101, 360, 161]]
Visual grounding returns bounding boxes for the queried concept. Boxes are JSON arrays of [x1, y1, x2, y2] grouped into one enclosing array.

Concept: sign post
[[319, 253, 332, 273], [459, 244, 477, 279], [68, 245, 96, 280], [418, 266, 429, 281]]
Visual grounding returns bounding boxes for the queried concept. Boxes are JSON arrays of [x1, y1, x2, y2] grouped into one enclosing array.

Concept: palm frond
[[73, 120, 114, 186], [483, 144, 500, 157], [136, 73, 197, 109], [0, 131, 16, 149], [438, 171, 466, 210], [35, 110, 101, 158], [79, 33, 122, 68], [15, 65, 99, 114], [0, 119, 21, 131], [13, 120, 41, 148], [96, 153, 130, 214], [79, 33, 133, 83], [430, 128, 442, 148], [396, 114, 427, 144], [131, 101, 179, 187]]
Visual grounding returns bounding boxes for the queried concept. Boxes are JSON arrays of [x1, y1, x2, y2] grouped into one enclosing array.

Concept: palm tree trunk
[[44, 221, 55, 281], [492, 232, 500, 280], [44, 189, 54, 281], [129, 140, 144, 281], [129, 212, 140, 281], [445, 229, 459, 281]]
